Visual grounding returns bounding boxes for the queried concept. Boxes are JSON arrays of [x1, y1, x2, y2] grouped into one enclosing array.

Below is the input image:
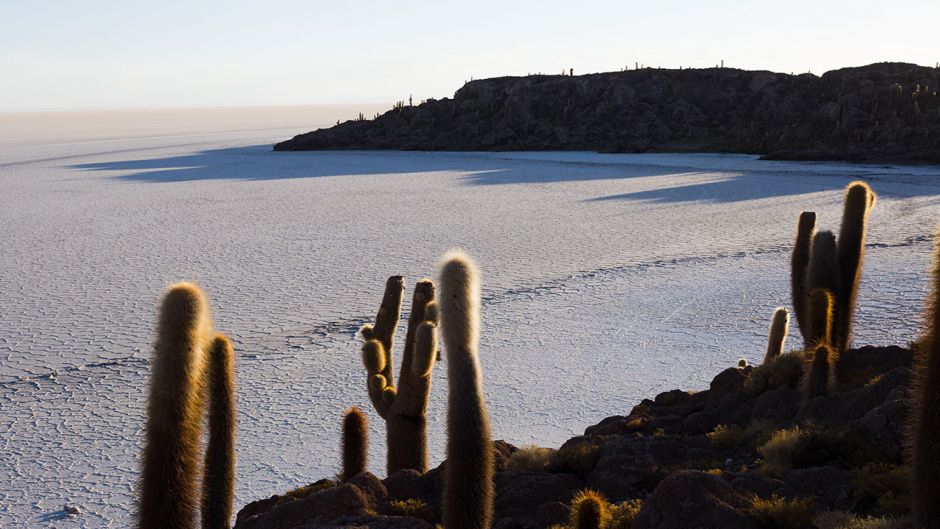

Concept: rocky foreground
[[234, 345, 914, 529], [274, 63, 940, 164]]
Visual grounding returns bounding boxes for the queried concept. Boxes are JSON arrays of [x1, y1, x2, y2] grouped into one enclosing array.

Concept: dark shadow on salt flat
[[70, 146, 940, 202]]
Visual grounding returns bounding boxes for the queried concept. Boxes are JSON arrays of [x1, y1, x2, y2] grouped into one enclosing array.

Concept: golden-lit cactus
[[806, 288, 834, 349], [201, 334, 237, 529], [570, 490, 610, 529], [833, 181, 876, 351], [911, 230, 940, 528], [138, 283, 212, 529], [791, 211, 817, 342], [359, 276, 439, 474], [342, 407, 368, 481], [440, 251, 494, 529], [764, 308, 789, 363]]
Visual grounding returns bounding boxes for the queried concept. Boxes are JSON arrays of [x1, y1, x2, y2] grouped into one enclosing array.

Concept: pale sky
[[2, 1, 937, 112]]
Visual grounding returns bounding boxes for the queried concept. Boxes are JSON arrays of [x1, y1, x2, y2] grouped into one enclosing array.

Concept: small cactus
[[440, 251, 494, 529], [803, 344, 834, 398], [342, 407, 368, 481], [791, 212, 817, 343], [138, 283, 212, 529], [570, 490, 609, 529], [764, 308, 789, 363], [833, 181, 876, 351], [359, 277, 439, 474], [911, 230, 940, 528], [201, 334, 237, 529]]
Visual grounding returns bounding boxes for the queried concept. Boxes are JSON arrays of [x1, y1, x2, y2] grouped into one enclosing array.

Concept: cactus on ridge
[[911, 230, 940, 528], [440, 251, 494, 529], [570, 490, 609, 529], [138, 283, 212, 529], [201, 333, 237, 529], [359, 276, 439, 474], [791, 211, 817, 342], [764, 307, 790, 363], [342, 407, 368, 481], [832, 181, 876, 351]]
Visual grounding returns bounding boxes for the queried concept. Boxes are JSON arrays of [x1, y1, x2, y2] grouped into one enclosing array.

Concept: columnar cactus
[[806, 288, 834, 350], [833, 181, 876, 351], [791, 211, 817, 342], [911, 231, 940, 528], [201, 334, 237, 529], [342, 407, 368, 481], [359, 276, 439, 474], [138, 283, 212, 529], [805, 231, 840, 348], [764, 308, 789, 363], [804, 344, 834, 398], [440, 251, 494, 529]]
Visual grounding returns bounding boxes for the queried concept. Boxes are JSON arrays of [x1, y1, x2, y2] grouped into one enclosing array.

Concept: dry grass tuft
[[508, 445, 556, 472], [750, 495, 814, 529]]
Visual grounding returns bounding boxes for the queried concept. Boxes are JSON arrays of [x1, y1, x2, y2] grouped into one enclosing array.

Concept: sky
[[2, 1, 938, 112]]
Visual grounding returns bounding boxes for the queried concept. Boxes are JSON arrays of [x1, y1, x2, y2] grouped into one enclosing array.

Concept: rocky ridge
[[274, 63, 940, 164], [234, 344, 915, 529]]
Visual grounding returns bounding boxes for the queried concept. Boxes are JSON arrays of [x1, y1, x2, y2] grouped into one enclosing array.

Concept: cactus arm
[[201, 333, 236, 529], [791, 211, 816, 342], [834, 181, 875, 351]]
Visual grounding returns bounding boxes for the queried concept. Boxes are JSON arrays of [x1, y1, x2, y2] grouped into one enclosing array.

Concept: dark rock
[[235, 481, 375, 529], [632, 471, 758, 529], [494, 471, 582, 522], [537, 501, 571, 527], [274, 63, 940, 163]]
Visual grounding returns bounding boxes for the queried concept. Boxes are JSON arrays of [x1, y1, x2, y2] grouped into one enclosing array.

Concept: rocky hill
[[234, 345, 914, 529], [274, 63, 940, 163]]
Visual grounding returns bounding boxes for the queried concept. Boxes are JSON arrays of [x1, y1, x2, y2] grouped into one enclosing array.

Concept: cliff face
[[275, 63, 940, 163]]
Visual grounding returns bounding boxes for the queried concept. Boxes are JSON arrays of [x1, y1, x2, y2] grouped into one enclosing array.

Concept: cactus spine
[[911, 230, 940, 528], [764, 308, 789, 362], [201, 334, 236, 529], [791, 211, 817, 342], [138, 283, 212, 529], [833, 181, 876, 351], [360, 277, 439, 474], [342, 407, 368, 481], [570, 490, 609, 529], [440, 251, 494, 529]]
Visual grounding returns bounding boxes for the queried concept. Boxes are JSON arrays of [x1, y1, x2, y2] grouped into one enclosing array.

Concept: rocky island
[[274, 63, 940, 164]]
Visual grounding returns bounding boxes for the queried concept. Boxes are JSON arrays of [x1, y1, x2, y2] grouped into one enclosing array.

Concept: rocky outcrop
[[235, 345, 915, 529], [275, 63, 940, 163]]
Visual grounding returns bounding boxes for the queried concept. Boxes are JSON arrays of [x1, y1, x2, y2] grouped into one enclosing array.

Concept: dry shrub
[[745, 352, 805, 396], [389, 498, 434, 522], [758, 427, 805, 477], [750, 495, 814, 529], [548, 442, 601, 478], [813, 511, 911, 529], [708, 424, 745, 450], [508, 445, 556, 472]]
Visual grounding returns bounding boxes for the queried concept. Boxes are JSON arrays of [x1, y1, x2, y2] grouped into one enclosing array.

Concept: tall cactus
[[911, 231, 940, 528], [342, 407, 368, 481], [764, 308, 789, 363], [833, 181, 876, 351], [805, 231, 840, 348], [806, 288, 834, 350], [440, 251, 494, 529], [791, 211, 817, 342], [359, 277, 439, 474], [201, 334, 237, 529], [138, 283, 212, 529]]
